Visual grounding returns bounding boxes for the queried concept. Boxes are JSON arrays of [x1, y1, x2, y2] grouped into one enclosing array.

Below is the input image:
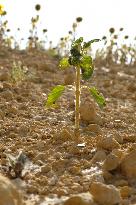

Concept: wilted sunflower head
[[102, 36, 107, 40], [109, 27, 115, 34], [124, 35, 129, 39], [28, 36, 33, 40], [68, 31, 72, 35], [1, 10, 7, 16], [114, 35, 118, 39], [43, 29, 48, 33], [0, 4, 4, 15], [35, 4, 41, 11], [76, 17, 83, 23], [120, 27, 124, 31]]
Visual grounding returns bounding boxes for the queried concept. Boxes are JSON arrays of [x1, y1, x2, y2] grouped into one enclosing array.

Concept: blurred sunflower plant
[[0, 4, 4, 15]]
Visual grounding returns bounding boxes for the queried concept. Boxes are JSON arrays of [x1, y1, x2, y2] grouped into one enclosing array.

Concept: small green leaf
[[45, 85, 65, 108], [74, 37, 83, 45], [89, 87, 106, 108], [83, 41, 92, 49], [71, 37, 83, 49], [80, 55, 94, 80], [89, 39, 101, 43], [59, 58, 70, 69], [83, 39, 100, 49]]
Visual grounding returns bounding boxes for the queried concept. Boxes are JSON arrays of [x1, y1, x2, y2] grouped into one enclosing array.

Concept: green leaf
[[45, 85, 65, 108], [74, 37, 83, 45], [89, 87, 106, 108], [83, 39, 101, 49], [59, 58, 70, 69], [89, 39, 101, 44], [69, 37, 84, 65], [80, 55, 94, 80], [71, 37, 83, 49]]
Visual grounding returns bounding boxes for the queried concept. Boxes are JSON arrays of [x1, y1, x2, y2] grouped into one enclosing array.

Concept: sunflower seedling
[[45, 37, 106, 139]]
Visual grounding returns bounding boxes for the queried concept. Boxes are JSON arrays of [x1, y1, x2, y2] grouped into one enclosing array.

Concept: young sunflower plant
[[45, 37, 106, 139]]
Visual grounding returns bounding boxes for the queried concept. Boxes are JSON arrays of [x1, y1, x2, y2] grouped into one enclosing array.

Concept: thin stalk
[[75, 66, 80, 139]]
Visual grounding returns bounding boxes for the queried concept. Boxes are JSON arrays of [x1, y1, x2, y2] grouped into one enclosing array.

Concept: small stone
[[80, 100, 96, 123], [41, 165, 51, 173], [113, 133, 123, 144], [119, 186, 132, 198], [0, 72, 10, 81], [68, 166, 81, 175], [103, 153, 119, 171], [63, 192, 95, 205], [54, 127, 74, 142], [91, 150, 107, 164], [0, 174, 23, 205], [1, 90, 13, 101], [64, 72, 75, 85], [112, 149, 124, 162], [90, 182, 121, 205], [121, 150, 136, 178], [97, 136, 120, 151], [85, 124, 102, 134]]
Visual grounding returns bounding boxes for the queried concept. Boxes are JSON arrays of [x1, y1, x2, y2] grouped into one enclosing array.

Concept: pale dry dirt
[[0, 47, 136, 205]]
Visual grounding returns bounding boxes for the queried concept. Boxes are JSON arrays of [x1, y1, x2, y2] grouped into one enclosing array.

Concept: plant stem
[[75, 66, 80, 139]]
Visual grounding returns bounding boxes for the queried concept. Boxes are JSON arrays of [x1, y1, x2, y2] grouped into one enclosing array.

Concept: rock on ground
[[63, 192, 95, 205], [80, 100, 97, 123], [90, 182, 121, 205], [97, 136, 120, 151], [0, 174, 23, 205], [103, 153, 119, 171], [121, 150, 136, 178]]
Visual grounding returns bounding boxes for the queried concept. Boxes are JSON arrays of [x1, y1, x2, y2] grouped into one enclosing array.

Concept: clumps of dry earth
[[0, 47, 136, 205]]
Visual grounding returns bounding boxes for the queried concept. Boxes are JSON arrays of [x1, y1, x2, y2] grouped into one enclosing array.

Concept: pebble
[[119, 186, 132, 198], [80, 100, 97, 123], [41, 164, 52, 173], [90, 181, 121, 205], [121, 149, 136, 178], [97, 136, 120, 151], [91, 150, 107, 164], [63, 192, 95, 205], [0, 174, 23, 205], [103, 153, 119, 171], [85, 124, 102, 134]]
